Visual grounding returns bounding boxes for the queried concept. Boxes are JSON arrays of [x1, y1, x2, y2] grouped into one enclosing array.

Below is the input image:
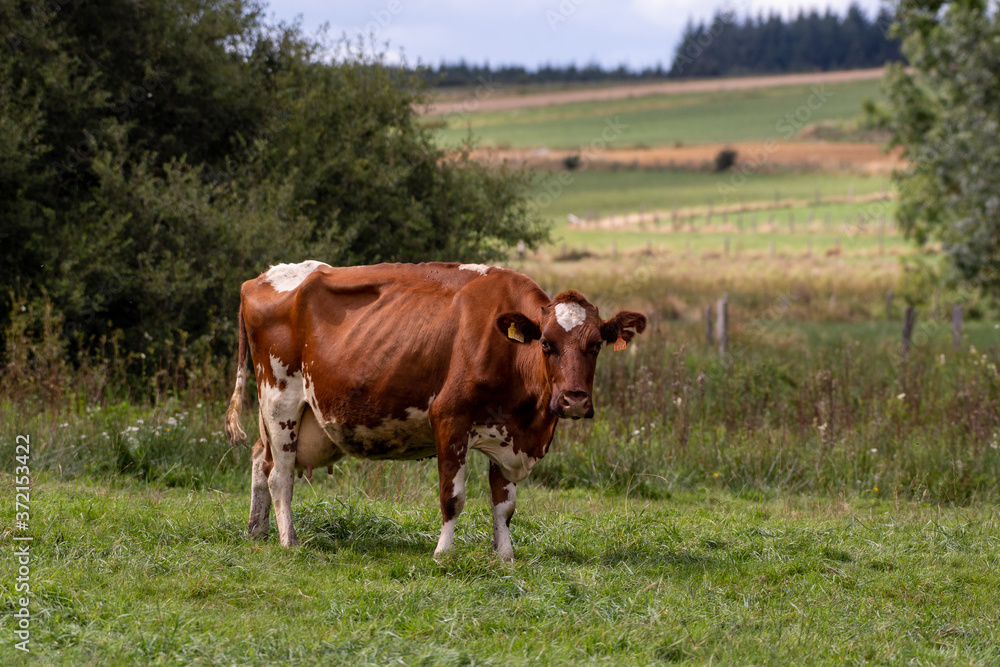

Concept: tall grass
[[3, 265, 998, 504]]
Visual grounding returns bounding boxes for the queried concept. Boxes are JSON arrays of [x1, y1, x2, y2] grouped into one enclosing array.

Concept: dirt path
[[422, 68, 886, 116]]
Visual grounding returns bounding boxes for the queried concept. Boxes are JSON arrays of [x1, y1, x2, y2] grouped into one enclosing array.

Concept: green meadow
[[6, 72, 1000, 665], [2, 476, 999, 665], [431, 79, 885, 148]]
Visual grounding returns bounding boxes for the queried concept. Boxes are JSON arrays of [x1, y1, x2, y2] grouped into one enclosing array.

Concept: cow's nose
[[554, 391, 593, 420]]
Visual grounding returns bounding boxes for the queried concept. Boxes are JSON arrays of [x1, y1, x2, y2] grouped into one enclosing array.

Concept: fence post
[[716, 294, 729, 356], [902, 306, 917, 354], [952, 305, 963, 350], [705, 305, 714, 347]]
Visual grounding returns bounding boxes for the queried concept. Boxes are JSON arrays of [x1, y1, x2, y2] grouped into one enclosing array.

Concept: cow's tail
[[225, 302, 250, 447]]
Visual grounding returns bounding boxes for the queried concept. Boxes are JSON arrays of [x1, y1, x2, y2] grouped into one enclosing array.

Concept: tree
[[881, 0, 1000, 291], [1, 0, 547, 373]]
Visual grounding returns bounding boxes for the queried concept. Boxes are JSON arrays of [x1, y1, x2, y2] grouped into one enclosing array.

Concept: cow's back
[[241, 261, 542, 459]]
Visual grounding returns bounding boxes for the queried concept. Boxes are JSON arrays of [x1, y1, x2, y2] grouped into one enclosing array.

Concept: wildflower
[[633, 429, 640, 436], [673, 396, 683, 408], [870, 448, 878, 454], [939, 354, 946, 366], [166, 417, 178, 426], [59, 422, 69, 427], [199, 438, 207, 443], [817, 422, 828, 434], [897, 393, 905, 400], [873, 487, 879, 492], [713, 472, 719, 478], [137, 419, 144, 425]]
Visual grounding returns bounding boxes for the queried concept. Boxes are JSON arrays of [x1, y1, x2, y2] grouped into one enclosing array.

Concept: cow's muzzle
[[552, 391, 594, 420]]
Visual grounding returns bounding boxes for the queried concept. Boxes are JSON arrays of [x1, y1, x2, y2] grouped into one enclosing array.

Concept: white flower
[[939, 354, 946, 366], [870, 448, 878, 454], [199, 438, 207, 443], [137, 419, 144, 425], [897, 393, 906, 400]]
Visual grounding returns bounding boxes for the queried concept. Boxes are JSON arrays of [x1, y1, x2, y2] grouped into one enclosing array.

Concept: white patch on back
[[555, 302, 587, 332], [263, 260, 329, 292], [468, 425, 538, 483], [458, 263, 490, 275]]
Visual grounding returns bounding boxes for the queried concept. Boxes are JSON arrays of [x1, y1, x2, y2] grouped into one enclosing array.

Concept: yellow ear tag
[[613, 334, 627, 352], [508, 322, 524, 343]]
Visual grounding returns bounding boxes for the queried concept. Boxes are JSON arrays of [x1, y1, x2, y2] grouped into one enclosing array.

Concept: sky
[[263, 0, 888, 70]]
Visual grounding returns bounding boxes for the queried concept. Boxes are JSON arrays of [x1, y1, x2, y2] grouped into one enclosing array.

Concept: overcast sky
[[263, 1, 888, 69]]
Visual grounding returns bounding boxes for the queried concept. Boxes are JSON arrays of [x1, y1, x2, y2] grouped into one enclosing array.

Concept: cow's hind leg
[[261, 403, 304, 547], [247, 436, 272, 539], [489, 462, 517, 562]]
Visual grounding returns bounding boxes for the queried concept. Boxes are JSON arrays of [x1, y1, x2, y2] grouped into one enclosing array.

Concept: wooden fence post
[[952, 305, 963, 350], [716, 295, 729, 356], [902, 306, 917, 354]]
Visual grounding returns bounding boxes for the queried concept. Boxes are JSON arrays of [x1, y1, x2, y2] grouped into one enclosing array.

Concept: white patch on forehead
[[263, 260, 329, 292], [555, 302, 587, 332], [458, 263, 490, 275]]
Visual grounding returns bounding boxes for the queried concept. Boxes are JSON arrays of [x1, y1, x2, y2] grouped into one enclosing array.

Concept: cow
[[224, 261, 646, 561]]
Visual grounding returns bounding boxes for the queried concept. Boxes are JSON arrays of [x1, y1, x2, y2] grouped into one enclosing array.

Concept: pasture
[[5, 68, 1000, 664], [4, 276, 1000, 662], [430, 78, 885, 149], [2, 475, 999, 664]]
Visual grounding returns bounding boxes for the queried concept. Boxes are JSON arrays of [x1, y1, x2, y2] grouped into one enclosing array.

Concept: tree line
[[424, 3, 902, 87], [669, 4, 903, 78]]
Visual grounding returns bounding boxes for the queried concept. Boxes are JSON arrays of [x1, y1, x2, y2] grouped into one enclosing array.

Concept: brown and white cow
[[224, 261, 646, 560]]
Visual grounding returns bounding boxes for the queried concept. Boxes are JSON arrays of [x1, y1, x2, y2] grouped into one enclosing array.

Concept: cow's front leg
[[433, 446, 467, 559], [489, 462, 517, 562], [247, 437, 272, 539]]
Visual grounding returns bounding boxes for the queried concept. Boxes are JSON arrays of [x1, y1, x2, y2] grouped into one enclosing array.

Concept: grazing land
[[430, 79, 885, 149], [3, 473, 999, 664], [6, 68, 1000, 665]]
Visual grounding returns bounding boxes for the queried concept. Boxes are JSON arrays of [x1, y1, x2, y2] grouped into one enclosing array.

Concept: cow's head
[[497, 291, 647, 420]]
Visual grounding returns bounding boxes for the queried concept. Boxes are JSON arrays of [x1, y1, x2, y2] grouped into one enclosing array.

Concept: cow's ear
[[496, 313, 541, 344], [600, 311, 648, 345]]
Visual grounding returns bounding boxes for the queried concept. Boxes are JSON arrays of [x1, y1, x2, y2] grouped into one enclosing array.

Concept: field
[[5, 71, 1000, 665], [430, 78, 885, 149], [3, 477, 1000, 664]]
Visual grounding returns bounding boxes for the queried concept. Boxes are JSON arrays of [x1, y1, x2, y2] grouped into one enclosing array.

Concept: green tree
[[1, 0, 546, 375], [882, 0, 1000, 291]]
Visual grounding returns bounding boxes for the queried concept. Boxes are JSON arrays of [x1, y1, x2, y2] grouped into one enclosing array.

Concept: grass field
[[526, 169, 897, 258], [3, 475, 999, 665], [432, 79, 885, 149]]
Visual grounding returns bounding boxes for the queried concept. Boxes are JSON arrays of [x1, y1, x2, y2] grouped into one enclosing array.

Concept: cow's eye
[[589, 342, 603, 354], [540, 339, 555, 355]]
